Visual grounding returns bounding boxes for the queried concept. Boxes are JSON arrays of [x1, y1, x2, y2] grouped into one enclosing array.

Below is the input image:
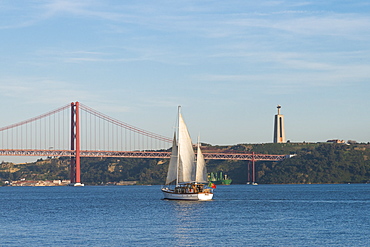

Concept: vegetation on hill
[[258, 143, 370, 184], [1, 142, 370, 185]]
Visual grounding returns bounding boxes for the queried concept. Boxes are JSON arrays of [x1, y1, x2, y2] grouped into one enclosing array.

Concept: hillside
[[1, 142, 370, 185]]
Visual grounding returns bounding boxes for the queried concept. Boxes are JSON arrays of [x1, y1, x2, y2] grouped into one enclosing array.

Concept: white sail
[[162, 107, 214, 200], [178, 113, 196, 183], [165, 133, 178, 185], [195, 144, 207, 183]]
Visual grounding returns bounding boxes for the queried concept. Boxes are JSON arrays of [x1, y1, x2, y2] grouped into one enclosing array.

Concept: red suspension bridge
[[0, 102, 287, 185]]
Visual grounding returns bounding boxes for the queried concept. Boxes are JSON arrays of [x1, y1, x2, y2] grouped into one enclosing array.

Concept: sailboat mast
[[176, 106, 181, 186], [197, 135, 200, 184]]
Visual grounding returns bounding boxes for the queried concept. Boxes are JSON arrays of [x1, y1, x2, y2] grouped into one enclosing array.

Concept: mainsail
[[162, 107, 214, 201], [178, 113, 196, 183], [165, 109, 208, 185], [165, 134, 178, 185]]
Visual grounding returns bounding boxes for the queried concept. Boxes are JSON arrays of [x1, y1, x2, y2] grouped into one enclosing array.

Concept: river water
[[1, 184, 369, 246]]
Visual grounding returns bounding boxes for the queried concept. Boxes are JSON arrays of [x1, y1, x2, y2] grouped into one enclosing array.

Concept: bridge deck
[[0, 149, 287, 161]]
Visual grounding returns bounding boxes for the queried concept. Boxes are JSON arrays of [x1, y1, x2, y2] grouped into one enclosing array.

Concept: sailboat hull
[[163, 109, 214, 201], [162, 188, 213, 201]]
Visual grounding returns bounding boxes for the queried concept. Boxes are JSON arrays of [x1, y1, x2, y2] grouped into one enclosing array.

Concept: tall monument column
[[273, 105, 286, 143]]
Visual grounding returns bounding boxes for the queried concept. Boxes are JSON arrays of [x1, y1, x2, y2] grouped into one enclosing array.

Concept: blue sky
[[0, 0, 370, 149]]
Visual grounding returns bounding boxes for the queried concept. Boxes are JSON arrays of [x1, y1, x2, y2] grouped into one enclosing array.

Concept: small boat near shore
[[161, 107, 213, 201]]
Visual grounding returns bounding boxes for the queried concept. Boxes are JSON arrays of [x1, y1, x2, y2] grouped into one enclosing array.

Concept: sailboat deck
[[162, 183, 213, 200]]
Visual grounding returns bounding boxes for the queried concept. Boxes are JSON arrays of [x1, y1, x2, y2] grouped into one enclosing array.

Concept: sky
[[1, 0, 370, 158]]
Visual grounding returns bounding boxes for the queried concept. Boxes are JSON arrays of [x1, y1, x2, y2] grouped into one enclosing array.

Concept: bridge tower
[[69, 102, 84, 186], [247, 152, 257, 185], [273, 105, 286, 143]]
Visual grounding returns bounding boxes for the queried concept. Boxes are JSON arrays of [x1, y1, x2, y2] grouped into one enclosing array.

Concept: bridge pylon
[[247, 152, 257, 185], [69, 102, 84, 186]]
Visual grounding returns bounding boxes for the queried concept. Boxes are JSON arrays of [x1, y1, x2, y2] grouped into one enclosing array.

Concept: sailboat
[[161, 107, 214, 200]]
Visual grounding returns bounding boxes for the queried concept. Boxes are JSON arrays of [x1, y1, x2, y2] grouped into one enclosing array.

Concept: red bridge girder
[[0, 149, 288, 161]]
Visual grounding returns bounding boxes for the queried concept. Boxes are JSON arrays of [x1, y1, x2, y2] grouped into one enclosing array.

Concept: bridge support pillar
[[247, 152, 257, 185], [69, 102, 84, 187]]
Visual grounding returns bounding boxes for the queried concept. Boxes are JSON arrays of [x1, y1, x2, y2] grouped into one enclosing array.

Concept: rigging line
[[99, 115, 101, 151], [62, 108, 64, 150], [19, 122, 21, 149], [25, 123, 27, 149], [14, 123, 16, 149], [114, 122, 116, 150], [49, 112, 51, 150], [43, 115, 45, 149], [44, 115, 46, 150], [94, 112, 96, 151], [102, 116, 105, 150], [90, 111, 92, 150], [0, 104, 70, 132], [21, 122, 26, 147], [86, 111, 92, 150], [28, 123, 30, 149], [113, 123, 115, 151], [108, 119, 110, 150], [34, 119, 36, 150], [59, 110, 61, 150], [82, 110, 85, 150], [54, 112, 56, 150], [103, 116, 105, 150], [20, 121, 22, 149], [31, 120, 33, 149], [11, 125, 13, 149], [39, 117, 41, 149], [22, 123, 24, 149], [107, 119, 109, 150], [79, 103, 171, 143], [87, 110, 89, 150], [109, 120, 111, 150]]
